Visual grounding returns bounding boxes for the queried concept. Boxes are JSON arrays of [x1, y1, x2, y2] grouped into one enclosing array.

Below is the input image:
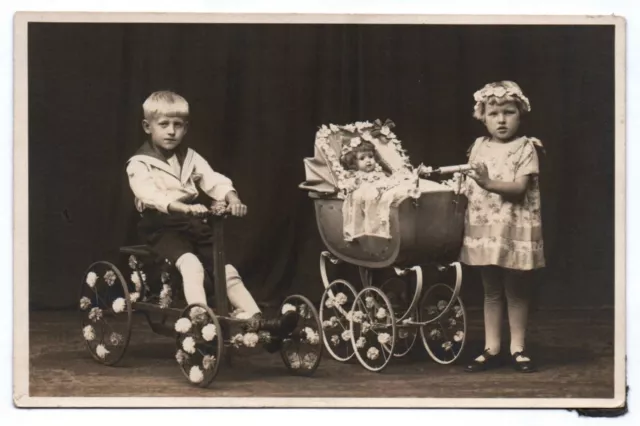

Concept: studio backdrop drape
[[27, 23, 615, 310]]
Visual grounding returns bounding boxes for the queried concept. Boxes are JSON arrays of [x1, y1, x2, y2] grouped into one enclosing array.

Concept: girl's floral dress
[[460, 136, 545, 270]]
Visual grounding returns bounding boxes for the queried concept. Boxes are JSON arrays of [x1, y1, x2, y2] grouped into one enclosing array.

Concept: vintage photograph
[[13, 13, 626, 408]]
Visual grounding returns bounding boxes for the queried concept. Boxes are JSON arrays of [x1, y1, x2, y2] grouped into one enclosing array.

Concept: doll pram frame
[[300, 121, 469, 372]]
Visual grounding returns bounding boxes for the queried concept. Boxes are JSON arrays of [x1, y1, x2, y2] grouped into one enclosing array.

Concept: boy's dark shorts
[[138, 209, 213, 266]]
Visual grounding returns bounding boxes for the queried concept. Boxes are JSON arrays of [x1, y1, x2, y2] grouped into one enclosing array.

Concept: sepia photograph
[[13, 12, 626, 409]]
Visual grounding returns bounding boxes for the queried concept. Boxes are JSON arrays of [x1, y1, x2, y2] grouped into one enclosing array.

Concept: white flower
[[387, 131, 397, 139], [243, 332, 259, 348], [437, 300, 448, 311], [365, 296, 375, 309], [79, 297, 91, 310], [356, 336, 367, 348], [112, 297, 126, 314], [453, 305, 463, 318], [324, 297, 335, 309], [453, 331, 465, 342], [302, 353, 318, 368], [334, 292, 348, 306], [343, 124, 356, 132], [109, 332, 123, 346], [349, 137, 362, 147], [161, 272, 171, 284], [281, 303, 296, 315], [96, 344, 110, 359], [174, 318, 192, 334], [82, 325, 95, 341], [304, 327, 320, 345], [377, 333, 391, 345], [103, 270, 117, 286], [401, 317, 413, 325], [426, 305, 438, 315], [317, 125, 331, 138], [366, 347, 380, 360], [429, 328, 441, 340], [85, 272, 98, 288], [361, 321, 371, 333], [88, 307, 103, 322], [258, 331, 272, 343], [329, 124, 340, 132], [361, 131, 374, 142], [230, 334, 244, 348], [288, 354, 301, 369], [202, 324, 217, 341], [130, 272, 141, 291], [189, 366, 204, 383], [355, 121, 373, 130], [448, 318, 457, 327], [442, 341, 453, 351], [202, 354, 216, 370], [175, 349, 188, 365], [345, 311, 353, 321], [189, 306, 208, 324], [129, 292, 140, 303], [351, 311, 365, 323], [160, 284, 171, 299], [341, 330, 352, 341], [322, 320, 333, 329], [375, 307, 387, 320], [380, 125, 390, 136], [128, 255, 137, 269], [299, 304, 309, 319], [330, 335, 340, 346], [182, 337, 196, 354]]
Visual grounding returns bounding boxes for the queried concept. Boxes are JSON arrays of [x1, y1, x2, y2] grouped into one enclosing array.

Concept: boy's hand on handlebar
[[188, 204, 210, 217], [227, 200, 248, 217]]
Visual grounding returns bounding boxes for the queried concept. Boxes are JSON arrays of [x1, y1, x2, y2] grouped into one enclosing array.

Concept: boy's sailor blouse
[[126, 142, 235, 214], [459, 136, 545, 271]]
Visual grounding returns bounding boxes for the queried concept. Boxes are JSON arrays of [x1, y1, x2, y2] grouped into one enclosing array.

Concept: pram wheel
[[175, 303, 223, 387], [419, 283, 467, 364], [79, 261, 133, 366], [350, 287, 396, 372], [279, 295, 323, 376], [320, 279, 358, 362]]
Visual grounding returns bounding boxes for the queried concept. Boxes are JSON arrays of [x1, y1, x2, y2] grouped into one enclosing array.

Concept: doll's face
[[356, 150, 376, 172], [484, 101, 521, 142]]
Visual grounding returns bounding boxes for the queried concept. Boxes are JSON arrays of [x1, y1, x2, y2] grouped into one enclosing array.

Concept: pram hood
[[298, 119, 418, 197]]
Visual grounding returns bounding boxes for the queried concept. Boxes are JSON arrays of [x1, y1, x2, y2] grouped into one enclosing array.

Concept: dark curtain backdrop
[[28, 23, 615, 310]]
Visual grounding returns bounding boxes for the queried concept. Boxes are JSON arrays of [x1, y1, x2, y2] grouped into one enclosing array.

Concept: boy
[[126, 91, 297, 340]]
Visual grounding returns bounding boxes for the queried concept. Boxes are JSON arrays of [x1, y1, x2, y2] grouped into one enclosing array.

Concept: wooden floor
[[28, 308, 615, 399]]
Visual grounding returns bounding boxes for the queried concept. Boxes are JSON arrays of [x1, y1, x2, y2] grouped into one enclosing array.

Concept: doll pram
[[299, 120, 469, 372]]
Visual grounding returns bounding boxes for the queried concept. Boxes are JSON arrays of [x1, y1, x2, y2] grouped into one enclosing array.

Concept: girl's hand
[[466, 162, 491, 189]]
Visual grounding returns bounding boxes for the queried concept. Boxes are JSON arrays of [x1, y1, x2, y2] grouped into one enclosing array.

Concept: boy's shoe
[[258, 311, 301, 336], [511, 351, 538, 373], [463, 349, 503, 372]]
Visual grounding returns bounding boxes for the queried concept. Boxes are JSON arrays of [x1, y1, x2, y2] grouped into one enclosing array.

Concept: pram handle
[[418, 163, 472, 176]]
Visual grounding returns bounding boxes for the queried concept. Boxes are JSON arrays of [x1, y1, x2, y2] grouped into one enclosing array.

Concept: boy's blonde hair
[[472, 81, 531, 121], [142, 91, 189, 120]]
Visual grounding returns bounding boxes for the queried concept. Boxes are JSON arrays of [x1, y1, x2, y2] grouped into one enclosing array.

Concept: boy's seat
[[119, 245, 157, 258]]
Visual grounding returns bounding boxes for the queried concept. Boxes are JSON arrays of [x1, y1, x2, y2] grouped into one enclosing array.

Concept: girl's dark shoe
[[464, 349, 503, 372], [512, 351, 538, 373]]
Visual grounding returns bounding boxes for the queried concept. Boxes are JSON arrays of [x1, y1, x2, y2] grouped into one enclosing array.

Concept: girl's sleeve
[[514, 140, 540, 178], [193, 152, 236, 201]]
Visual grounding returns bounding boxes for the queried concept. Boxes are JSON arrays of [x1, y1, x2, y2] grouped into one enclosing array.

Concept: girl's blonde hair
[[472, 81, 531, 121], [142, 91, 190, 120]]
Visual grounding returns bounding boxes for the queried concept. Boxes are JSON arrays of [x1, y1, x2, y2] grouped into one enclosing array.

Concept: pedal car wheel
[[350, 287, 396, 372], [378, 276, 418, 358], [279, 295, 323, 376], [319, 279, 358, 362], [419, 283, 467, 365], [175, 303, 223, 388], [79, 261, 133, 366]]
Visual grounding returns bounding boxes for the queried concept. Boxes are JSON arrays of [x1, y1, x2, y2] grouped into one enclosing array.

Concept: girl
[[461, 81, 545, 373]]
